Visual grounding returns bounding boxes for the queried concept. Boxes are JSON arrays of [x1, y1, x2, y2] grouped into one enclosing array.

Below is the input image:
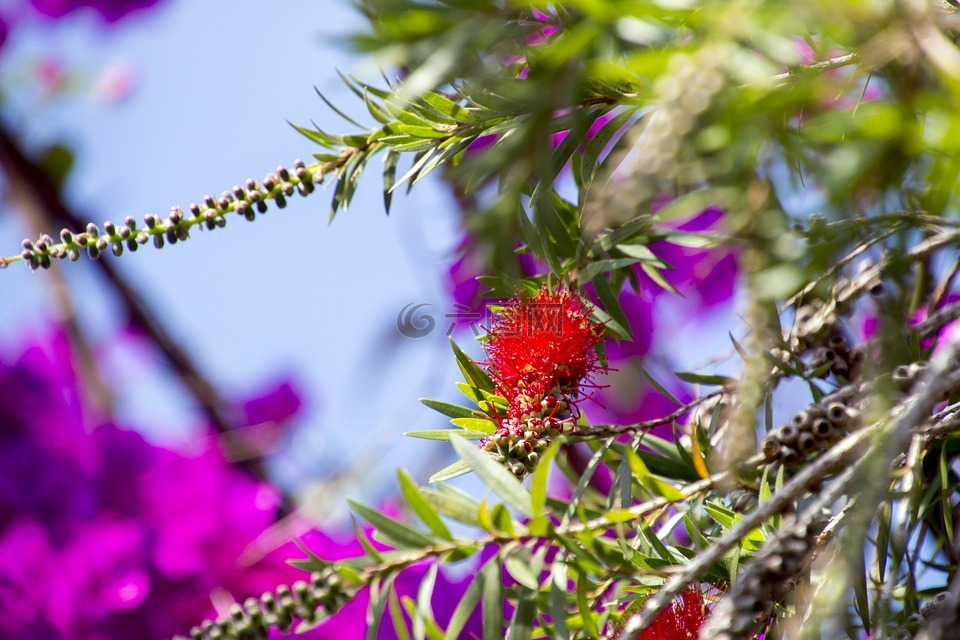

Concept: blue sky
[[0, 0, 470, 508]]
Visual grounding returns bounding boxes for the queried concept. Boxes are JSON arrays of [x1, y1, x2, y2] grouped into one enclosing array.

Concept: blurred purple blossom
[[28, 0, 161, 22], [0, 327, 476, 639]]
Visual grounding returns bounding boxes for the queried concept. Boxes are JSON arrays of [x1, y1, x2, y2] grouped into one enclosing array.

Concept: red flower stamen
[[485, 286, 604, 407], [611, 584, 719, 640], [478, 286, 605, 477]]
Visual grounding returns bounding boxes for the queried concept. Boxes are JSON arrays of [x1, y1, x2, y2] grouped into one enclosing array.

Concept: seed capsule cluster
[[919, 591, 952, 619], [13, 160, 321, 271], [869, 592, 956, 640], [699, 519, 814, 640], [761, 384, 863, 467], [788, 300, 840, 353], [809, 335, 865, 382], [480, 388, 577, 478], [171, 567, 347, 640]]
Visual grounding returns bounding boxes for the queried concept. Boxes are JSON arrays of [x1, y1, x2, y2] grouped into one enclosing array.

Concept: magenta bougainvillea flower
[[0, 327, 478, 639], [29, 0, 161, 22]]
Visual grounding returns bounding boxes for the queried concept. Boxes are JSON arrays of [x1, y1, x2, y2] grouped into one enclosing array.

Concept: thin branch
[[0, 123, 292, 503]]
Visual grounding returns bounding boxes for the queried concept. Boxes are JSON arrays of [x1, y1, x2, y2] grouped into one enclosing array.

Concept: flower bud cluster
[[12, 160, 321, 271], [761, 384, 863, 467], [478, 287, 604, 479], [699, 518, 814, 640], [172, 567, 347, 640], [480, 388, 578, 478]]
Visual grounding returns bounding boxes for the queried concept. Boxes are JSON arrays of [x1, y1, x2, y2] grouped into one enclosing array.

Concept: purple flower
[[639, 207, 738, 310], [0, 326, 478, 639], [29, 0, 161, 23]]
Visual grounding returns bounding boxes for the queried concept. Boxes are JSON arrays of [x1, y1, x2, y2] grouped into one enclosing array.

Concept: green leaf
[[625, 448, 684, 501], [405, 429, 488, 441], [579, 258, 642, 283], [366, 574, 397, 640], [316, 88, 368, 129], [455, 382, 485, 404], [505, 584, 536, 640], [422, 91, 477, 122], [352, 516, 384, 563], [616, 242, 660, 262], [481, 556, 504, 640], [450, 417, 498, 434], [389, 589, 413, 640], [443, 569, 483, 640], [703, 501, 741, 531], [674, 372, 733, 386], [575, 571, 601, 638], [383, 150, 399, 213], [450, 338, 495, 391], [530, 110, 597, 207], [348, 500, 439, 549], [531, 439, 563, 517], [394, 148, 439, 192], [592, 215, 653, 254], [549, 562, 570, 640], [363, 88, 393, 125], [562, 439, 613, 526], [419, 398, 476, 419], [683, 514, 711, 550], [641, 523, 677, 562], [581, 109, 637, 179], [398, 469, 454, 541], [413, 563, 439, 640], [429, 460, 472, 483], [640, 262, 683, 297], [450, 436, 533, 517], [505, 554, 541, 591], [490, 502, 516, 536], [422, 484, 481, 526], [397, 124, 451, 139], [639, 366, 681, 406], [591, 274, 633, 340], [291, 123, 344, 148]]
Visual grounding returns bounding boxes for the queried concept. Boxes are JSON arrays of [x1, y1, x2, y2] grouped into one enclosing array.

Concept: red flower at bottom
[[640, 584, 710, 640], [611, 584, 716, 640]]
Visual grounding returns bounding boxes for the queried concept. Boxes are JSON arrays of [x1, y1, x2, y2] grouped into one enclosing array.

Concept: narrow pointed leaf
[[398, 469, 454, 541], [451, 436, 532, 517]]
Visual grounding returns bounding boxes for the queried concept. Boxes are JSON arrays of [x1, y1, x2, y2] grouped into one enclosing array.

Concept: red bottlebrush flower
[[640, 584, 710, 640], [484, 287, 604, 405], [611, 584, 715, 640]]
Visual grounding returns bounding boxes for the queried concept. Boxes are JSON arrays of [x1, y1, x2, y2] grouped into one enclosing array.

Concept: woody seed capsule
[[796, 432, 816, 453], [779, 423, 799, 446]]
